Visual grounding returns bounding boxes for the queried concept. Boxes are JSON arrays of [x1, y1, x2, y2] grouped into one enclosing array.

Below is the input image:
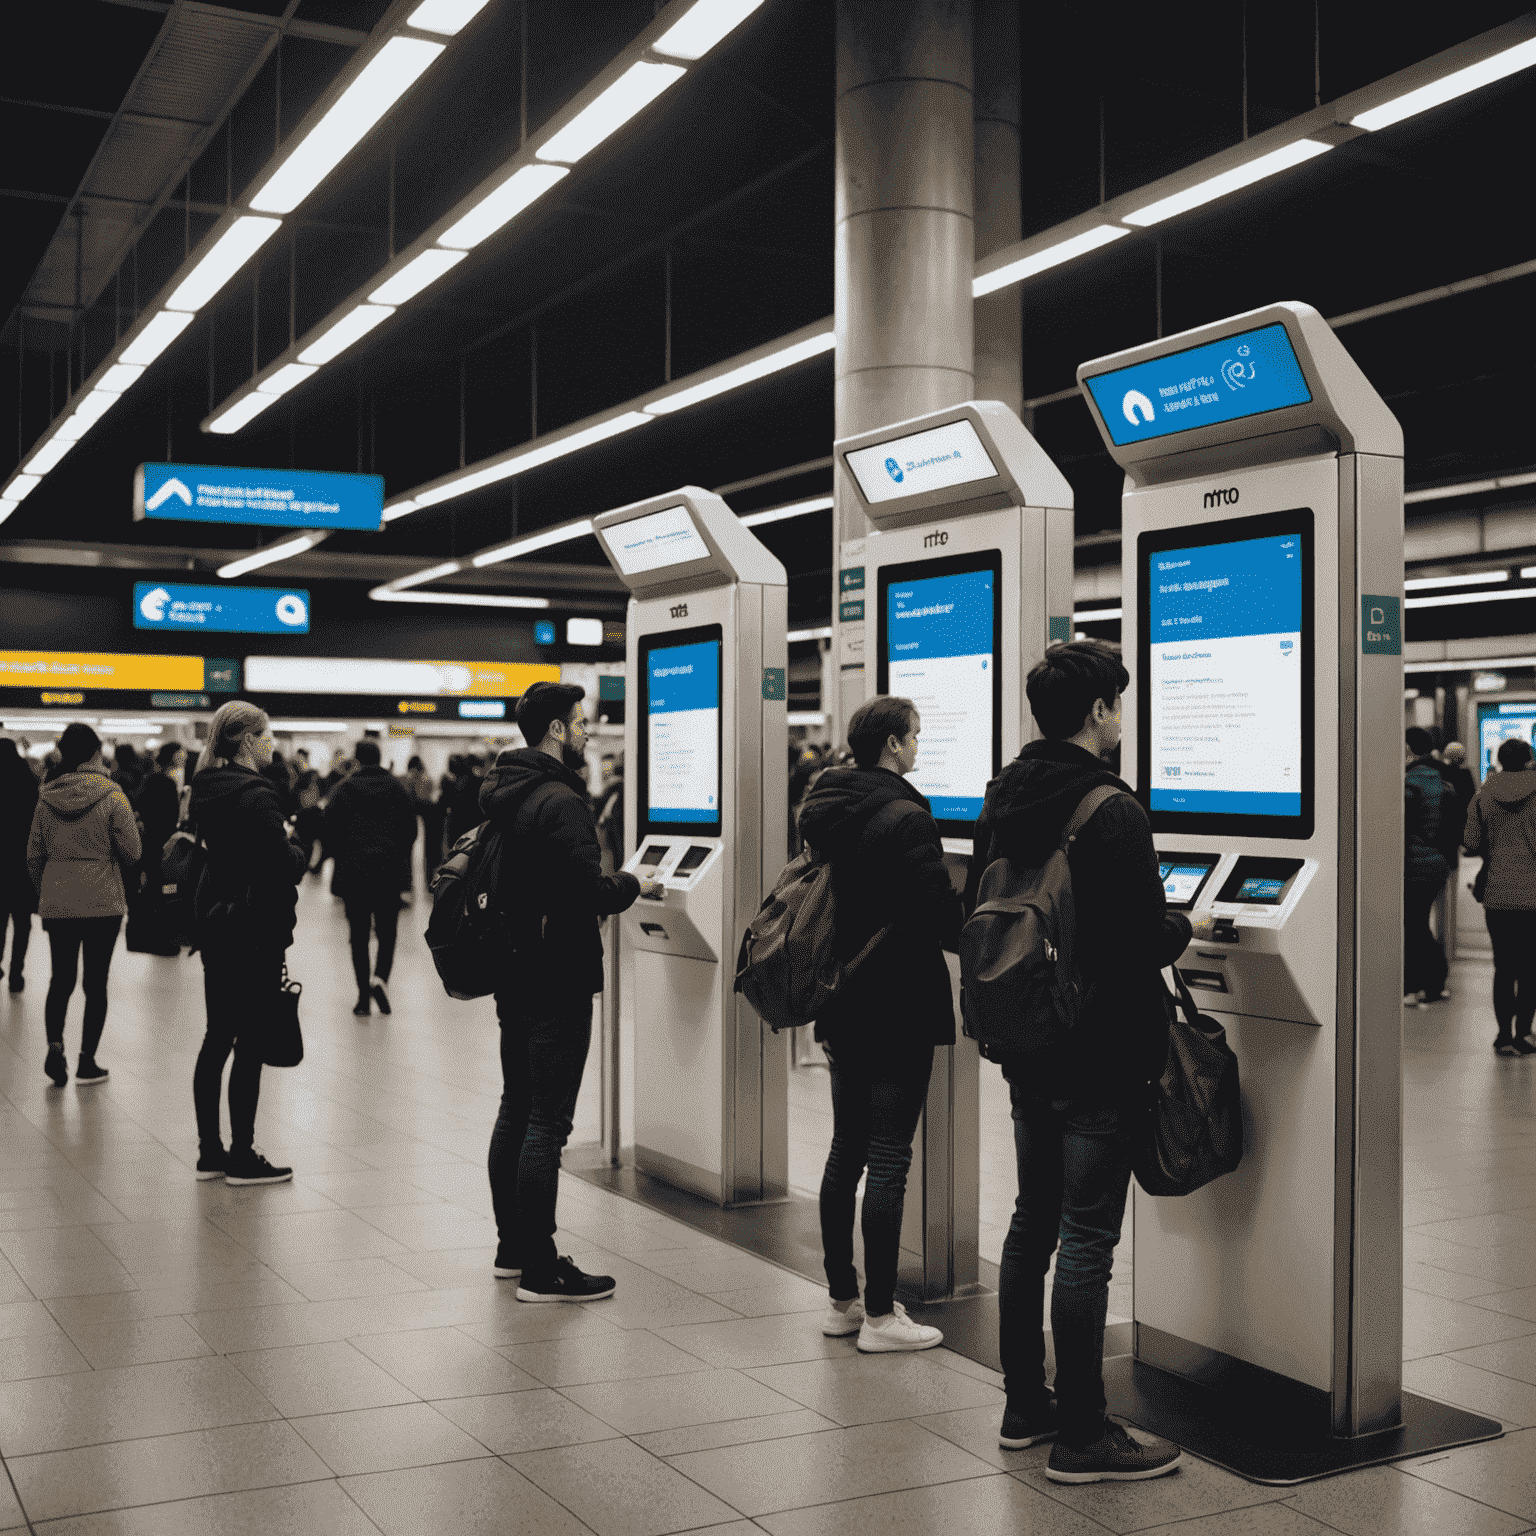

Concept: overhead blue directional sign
[[133, 582, 311, 635], [134, 462, 384, 531]]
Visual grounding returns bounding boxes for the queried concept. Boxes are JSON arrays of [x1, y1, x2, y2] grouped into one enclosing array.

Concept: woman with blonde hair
[[189, 701, 307, 1182]]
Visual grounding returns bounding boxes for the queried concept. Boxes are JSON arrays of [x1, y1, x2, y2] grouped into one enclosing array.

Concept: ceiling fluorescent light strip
[[208, 394, 280, 435], [406, 0, 493, 37], [973, 226, 1130, 298], [372, 589, 553, 608], [740, 495, 834, 528], [652, 0, 767, 61], [216, 534, 318, 580], [536, 61, 685, 165], [1404, 469, 1536, 504], [369, 249, 467, 304], [787, 626, 832, 642], [1074, 606, 1124, 621], [1404, 587, 1536, 611], [164, 217, 283, 312], [644, 331, 834, 416], [388, 560, 463, 590], [473, 517, 596, 569], [1403, 570, 1509, 591], [1123, 140, 1332, 227], [1351, 36, 1536, 131], [1405, 655, 1536, 674], [299, 304, 396, 365], [437, 164, 569, 249]]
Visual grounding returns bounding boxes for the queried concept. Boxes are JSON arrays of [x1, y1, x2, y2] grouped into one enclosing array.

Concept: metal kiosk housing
[[1076, 301, 1500, 1481], [833, 399, 1074, 1300], [593, 488, 788, 1207]]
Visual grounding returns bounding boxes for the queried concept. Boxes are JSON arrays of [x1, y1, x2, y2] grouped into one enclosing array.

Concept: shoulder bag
[[262, 965, 304, 1068]]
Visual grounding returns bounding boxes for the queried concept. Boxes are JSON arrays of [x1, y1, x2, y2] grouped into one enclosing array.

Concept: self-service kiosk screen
[[1476, 699, 1536, 782], [1139, 510, 1314, 838], [638, 625, 722, 837], [1159, 856, 1219, 908], [876, 550, 1002, 835]]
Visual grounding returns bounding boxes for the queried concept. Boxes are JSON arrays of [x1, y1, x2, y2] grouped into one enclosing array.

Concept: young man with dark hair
[[324, 738, 417, 1016], [480, 681, 658, 1301], [963, 641, 1190, 1484]]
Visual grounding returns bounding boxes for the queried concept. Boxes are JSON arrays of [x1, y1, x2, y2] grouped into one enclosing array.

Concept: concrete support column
[[832, 0, 975, 736], [972, 0, 1021, 416]]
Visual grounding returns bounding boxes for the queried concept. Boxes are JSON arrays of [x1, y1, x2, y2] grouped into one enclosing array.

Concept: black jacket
[[963, 741, 1192, 1103], [135, 771, 180, 867], [480, 748, 640, 1007], [797, 765, 963, 1047], [190, 764, 307, 951], [0, 750, 40, 912], [324, 766, 417, 897]]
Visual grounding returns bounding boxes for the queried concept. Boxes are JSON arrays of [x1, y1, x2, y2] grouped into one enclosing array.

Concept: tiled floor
[[1, 875, 1533, 1534]]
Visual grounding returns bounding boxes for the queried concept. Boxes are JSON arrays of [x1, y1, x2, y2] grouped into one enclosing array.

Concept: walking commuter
[[0, 739, 40, 995], [26, 723, 141, 1086], [189, 702, 307, 1184], [291, 752, 324, 873], [481, 681, 654, 1300], [111, 742, 147, 800], [1404, 727, 1451, 1006], [797, 696, 962, 1352], [1462, 736, 1536, 1056], [963, 642, 1188, 1484], [325, 740, 417, 1016], [136, 743, 185, 887]]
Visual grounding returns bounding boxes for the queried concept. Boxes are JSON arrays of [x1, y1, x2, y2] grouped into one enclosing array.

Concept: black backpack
[[158, 824, 206, 950], [959, 784, 1122, 1060]]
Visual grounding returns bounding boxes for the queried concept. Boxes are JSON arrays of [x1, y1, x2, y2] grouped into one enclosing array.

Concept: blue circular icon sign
[[884, 458, 904, 483], [275, 593, 307, 627]]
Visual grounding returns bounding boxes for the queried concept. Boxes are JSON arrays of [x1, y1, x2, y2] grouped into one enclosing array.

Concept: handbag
[[1133, 966, 1244, 1197], [262, 965, 305, 1068]]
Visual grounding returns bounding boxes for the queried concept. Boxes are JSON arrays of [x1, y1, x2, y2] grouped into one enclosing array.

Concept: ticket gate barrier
[[833, 400, 1074, 1299], [592, 490, 788, 1206], [1077, 302, 1499, 1480]]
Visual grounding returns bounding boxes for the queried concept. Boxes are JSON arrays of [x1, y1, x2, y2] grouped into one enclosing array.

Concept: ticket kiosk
[[1077, 303, 1499, 1479], [834, 400, 1075, 1298], [592, 490, 788, 1206]]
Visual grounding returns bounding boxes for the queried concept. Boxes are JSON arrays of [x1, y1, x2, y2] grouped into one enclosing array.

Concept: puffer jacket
[[1404, 757, 1450, 888], [1462, 768, 1536, 910], [26, 770, 141, 920]]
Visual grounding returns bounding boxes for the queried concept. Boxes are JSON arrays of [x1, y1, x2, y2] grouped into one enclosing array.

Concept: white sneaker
[[857, 1301, 942, 1353], [822, 1298, 865, 1336]]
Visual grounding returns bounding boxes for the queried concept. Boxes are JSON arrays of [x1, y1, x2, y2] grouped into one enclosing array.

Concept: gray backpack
[[959, 785, 1123, 1060], [735, 799, 921, 1032]]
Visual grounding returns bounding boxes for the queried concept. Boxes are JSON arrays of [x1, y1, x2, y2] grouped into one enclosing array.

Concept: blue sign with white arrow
[[133, 582, 311, 635], [134, 462, 383, 531]]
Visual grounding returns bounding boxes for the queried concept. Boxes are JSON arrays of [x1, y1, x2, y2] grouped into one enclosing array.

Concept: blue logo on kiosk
[[885, 458, 903, 483]]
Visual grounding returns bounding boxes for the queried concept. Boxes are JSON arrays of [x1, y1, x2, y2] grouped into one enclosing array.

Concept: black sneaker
[[353, 996, 371, 1016], [999, 1397, 1058, 1449], [195, 1148, 228, 1181], [516, 1255, 615, 1303], [225, 1148, 293, 1186], [76, 1058, 109, 1085], [1046, 1420, 1183, 1484], [1514, 1035, 1536, 1057], [44, 1044, 68, 1086], [493, 1249, 522, 1280], [8, 975, 22, 994], [370, 977, 392, 1015]]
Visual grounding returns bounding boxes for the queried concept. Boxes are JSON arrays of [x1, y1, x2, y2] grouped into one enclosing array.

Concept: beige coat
[[26, 770, 141, 920]]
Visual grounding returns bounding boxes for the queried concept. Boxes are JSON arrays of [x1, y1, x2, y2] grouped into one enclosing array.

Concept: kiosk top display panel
[[876, 549, 1002, 837], [845, 420, 998, 505], [607, 505, 711, 575], [1139, 509, 1314, 839], [638, 624, 723, 838], [1083, 322, 1312, 448]]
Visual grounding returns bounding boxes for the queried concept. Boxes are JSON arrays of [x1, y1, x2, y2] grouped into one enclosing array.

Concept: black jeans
[[343, 896, 398, 995], [2, 904, 31, 984], [488, 995, 593, 1276], [1485, 908, 1536, 1041], [998, 1074, 1135, 1448], [1404, 872, 1448, 998], [194, 946, 280, 1154], [43, 916, 121, 1057], [819, 1033, 934, 1317]]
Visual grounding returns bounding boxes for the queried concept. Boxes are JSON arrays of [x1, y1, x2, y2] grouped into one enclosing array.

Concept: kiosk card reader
[[593, 489, 787, 1206], [1078, 304, 1499, 1479], [834, 400, 1074, 1298]]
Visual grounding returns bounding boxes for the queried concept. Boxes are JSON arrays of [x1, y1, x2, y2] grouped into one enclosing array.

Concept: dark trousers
[[818, 1034, 933, 1317], [343, 896, 398, 995], [998, 1076, 1135, 1448], [488, 995, 592, 1276], [1405, 873, 1449, 998], [43, 916, 121, 1057], [1485, 908, 1536, 1041], [2, 905, 31, 984], [194, 946, 279, 1154], [295, 807, 324, 870]]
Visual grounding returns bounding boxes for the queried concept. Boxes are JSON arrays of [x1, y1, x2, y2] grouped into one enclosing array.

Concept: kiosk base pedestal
[[1105, 1354, 1502, 1485]]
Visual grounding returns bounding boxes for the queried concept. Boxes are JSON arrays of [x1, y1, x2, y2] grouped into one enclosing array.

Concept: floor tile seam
[[1396, 1446, 1536, 1524], [1444, 1297, 1536, 1326], [1005, 1460, 1292, 1530], [0, 1445, 38, 1536], [1441, 1349, 1536, 1388], [1, 1408, 290, 1462], [28, 1474, 385, 1534]]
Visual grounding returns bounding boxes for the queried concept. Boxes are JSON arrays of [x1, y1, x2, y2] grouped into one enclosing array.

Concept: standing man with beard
[[480, 682, 658, 1301]]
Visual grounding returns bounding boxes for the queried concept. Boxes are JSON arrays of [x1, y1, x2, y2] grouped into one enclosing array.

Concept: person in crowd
[[1441, 741, 1475, 813], [1462, 736, 1536, 1056], [189, 701, 307, 1184], [798, 697, 962, 1353], [409, 756, 446, 872], [41, 748, 63, 784], [1405, 726, 1451, 1006], [325, 740, 417, 1016], [0, 738, 41, 995], [481, 681, 654, 1301], [963, 641, 1188, 1484], [291, 751, 325, 873], [321, 748, 351, 796], [26, 723, 141, 1086], [135, 743, 185, 888], [111, 742, 147, 800], [446, 754, 487, 847], [263, 748, 295, 809]]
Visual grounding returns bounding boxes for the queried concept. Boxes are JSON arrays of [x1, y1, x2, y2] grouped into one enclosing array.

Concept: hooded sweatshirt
[[1404, 756, 1450, 888], [480, 747, 640, 1007], [190, 764, 307, 951], [1462, 768, 1536, 910], [323, 765, 417, 897], [797, 764, 963, 1047], [27, 769, 141, 920], [962, 740, 1192, 1103]]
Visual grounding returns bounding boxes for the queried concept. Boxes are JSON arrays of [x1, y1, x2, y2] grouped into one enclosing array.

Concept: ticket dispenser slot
[[621, 840, 722, 961]]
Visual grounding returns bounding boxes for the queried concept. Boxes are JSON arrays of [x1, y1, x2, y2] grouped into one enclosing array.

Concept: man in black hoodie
[[481, 681, 655, 1302], [964, 641, 1190, 1484], [325, 740, 418, 1016]]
